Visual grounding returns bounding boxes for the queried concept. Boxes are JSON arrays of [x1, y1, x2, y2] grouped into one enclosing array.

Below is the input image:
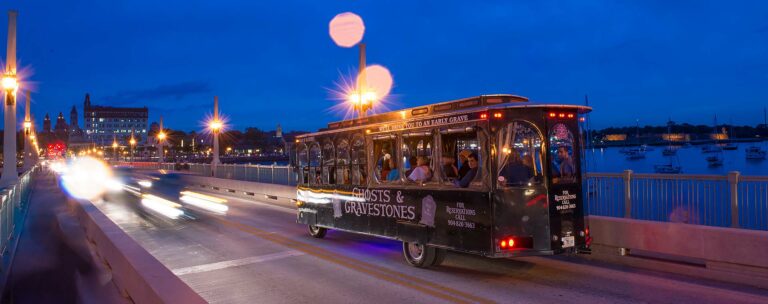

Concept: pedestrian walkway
[[1, 169, 127, 304]]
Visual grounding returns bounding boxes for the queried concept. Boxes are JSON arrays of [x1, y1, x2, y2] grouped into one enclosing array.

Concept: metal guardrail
[[117, 162, 297, 186], [0, 166, 39, 282], [585, 170, 768, 231]]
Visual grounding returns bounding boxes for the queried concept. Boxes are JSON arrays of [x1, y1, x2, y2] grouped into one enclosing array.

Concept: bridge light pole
[[208, 96, 222, 177], [157, 115, 166, 164], [129, 133, 136, 163], [22, 90, 33, 171], [1, 10, 19, 186]]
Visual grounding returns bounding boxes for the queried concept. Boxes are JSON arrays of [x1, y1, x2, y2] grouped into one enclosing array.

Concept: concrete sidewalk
[[2, 170, 127, 304]]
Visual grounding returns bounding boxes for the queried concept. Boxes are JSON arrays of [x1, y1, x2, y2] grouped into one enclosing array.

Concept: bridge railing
[[0, 166, 38, 277], [115, 162, 297, 186], [585, 170, 768, 230]]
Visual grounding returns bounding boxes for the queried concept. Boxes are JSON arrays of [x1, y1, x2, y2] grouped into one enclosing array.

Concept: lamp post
[[129, 134, 136, 163], [112, 135, 118, 162], [22, 90, 33, 171], [1, 10, 19, 186], [209, 96, 222, 177], [157, 115, 166, 164], [346, 43, 378, 118]]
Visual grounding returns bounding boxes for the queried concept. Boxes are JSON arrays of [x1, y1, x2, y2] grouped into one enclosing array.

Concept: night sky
[[1, 1, 766, 132]]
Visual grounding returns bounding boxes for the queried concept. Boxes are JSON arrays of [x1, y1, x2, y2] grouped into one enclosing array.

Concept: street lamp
[[112, 141, 118, 161], [208, 96, 223, 177], [129, 137, 136, 162]]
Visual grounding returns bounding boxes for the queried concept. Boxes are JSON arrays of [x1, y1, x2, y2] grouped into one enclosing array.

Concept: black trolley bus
[[294, 94, 591, 267]]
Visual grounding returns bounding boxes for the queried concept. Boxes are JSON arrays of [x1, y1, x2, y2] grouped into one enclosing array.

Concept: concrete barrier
[[177, 174, 296, 207], [588, 215, 768, 289], [70, 197, 207, 304]]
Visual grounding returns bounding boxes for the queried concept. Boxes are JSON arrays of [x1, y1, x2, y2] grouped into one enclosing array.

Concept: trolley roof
[[298, 94, 592, 139]]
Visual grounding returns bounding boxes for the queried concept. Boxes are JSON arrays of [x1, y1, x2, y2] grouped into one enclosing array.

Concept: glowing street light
[[157, 115, 166, 164], [112, 137, 119, 162], [1, 10, 19, 186], [208, 96, 222, 177], [129, 133, 136, 163]]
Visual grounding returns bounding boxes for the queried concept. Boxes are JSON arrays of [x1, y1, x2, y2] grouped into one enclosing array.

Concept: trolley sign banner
[[375, 112, 484, 133]]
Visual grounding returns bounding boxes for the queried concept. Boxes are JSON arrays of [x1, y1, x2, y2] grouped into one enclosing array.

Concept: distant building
[[54, 112, 68, 132], [43, 113, 51, 132], [602, 134, 627, 141], [661, 133, 690, 142], [82, 93, 149, 145]]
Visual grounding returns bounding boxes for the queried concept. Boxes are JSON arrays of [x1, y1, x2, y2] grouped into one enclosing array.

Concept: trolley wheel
[[432, 248, 447, 266], [308, 225, 327, 238], [402, 242, 437, 268]]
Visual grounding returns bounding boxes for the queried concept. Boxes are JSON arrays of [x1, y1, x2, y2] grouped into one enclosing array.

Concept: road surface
[[92, 171, 768, 304]]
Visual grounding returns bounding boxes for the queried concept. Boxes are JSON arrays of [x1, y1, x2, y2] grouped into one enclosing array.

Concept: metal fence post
[[271, 164, 275, 184], [623, 169, 633, 218], [728, 171, 740, 228]]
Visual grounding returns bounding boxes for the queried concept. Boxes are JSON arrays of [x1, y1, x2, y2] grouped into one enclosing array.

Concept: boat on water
[[662, 146, 676, 156], [654, 163, 682, 174], [702, 145, 722, 153], [706, 152, 724, 167], [746, 146, 766, 160], [722, 143, 738, 150], [655, 154, 682, 174], [625, 148, 646, 160]]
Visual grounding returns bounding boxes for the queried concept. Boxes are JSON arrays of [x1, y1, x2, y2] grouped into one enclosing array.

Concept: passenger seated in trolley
[[453, 153, 479, 188], [498, 151, 533, 186], [441, 155, 459, 179], [407, 156, 432, 182], [386, 157, 400, 181], [457, 150, 471, 179], [552, 146, 576, 184]]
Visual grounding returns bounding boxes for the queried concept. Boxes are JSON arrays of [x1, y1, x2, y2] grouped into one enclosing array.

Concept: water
[[584, 142, 768, 176]]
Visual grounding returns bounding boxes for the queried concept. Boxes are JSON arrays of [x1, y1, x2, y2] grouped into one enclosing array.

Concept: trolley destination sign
[[375, 112, 481, 133]]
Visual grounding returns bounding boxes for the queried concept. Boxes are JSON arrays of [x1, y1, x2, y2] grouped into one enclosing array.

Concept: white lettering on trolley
[[446, 202, 477, 229], [345, 188, 416, 220], [555, 190, 577, 211]]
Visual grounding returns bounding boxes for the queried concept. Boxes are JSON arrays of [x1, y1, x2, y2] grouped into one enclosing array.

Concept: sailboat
[[655, 156, 682, 174], [626, 119, 646, 160], [746, 145, 766, 160], [703, 115, 723, 153], [706, 151, 724, 167], [722, 119, 737, 150], [662, 118, 676, 156]]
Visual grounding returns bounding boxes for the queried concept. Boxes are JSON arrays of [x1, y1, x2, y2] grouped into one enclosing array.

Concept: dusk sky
[[1, 1, 766, 132]]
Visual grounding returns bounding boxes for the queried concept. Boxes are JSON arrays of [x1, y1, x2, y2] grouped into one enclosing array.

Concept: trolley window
[[336, 139, 351, 185], [351, 134, 367, 185], [309, 143, 321, 185], [322, 140, 335, 184], [439, 127, 483, 188], [296, 144, 308, 184], [403, 131, 435, 184], [549, 123, 577, 184], [373, 135, 397, 183], [497, 121, 544, 188]]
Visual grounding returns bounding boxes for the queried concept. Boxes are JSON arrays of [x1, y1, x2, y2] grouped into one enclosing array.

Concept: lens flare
[[60, 157, 113, 200], [360, 65, 393, 99], [329, 12, 365, 48]]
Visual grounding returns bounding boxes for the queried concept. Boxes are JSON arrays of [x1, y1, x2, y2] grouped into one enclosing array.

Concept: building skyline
[[83, 93, 149, 146]]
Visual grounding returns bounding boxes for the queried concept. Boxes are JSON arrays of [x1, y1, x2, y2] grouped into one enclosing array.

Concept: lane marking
[[216, 217, 496, 304], [172, 250, 305, 276]]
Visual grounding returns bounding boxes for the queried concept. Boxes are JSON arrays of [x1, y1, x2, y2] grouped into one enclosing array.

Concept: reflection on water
[[584, 142, 767, 175]]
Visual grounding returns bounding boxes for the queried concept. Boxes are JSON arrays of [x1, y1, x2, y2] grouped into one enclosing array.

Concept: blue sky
[[2, 1, 767, 132]]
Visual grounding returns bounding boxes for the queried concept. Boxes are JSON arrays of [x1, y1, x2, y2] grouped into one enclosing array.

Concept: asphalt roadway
[[93, 171, 768, 304]]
